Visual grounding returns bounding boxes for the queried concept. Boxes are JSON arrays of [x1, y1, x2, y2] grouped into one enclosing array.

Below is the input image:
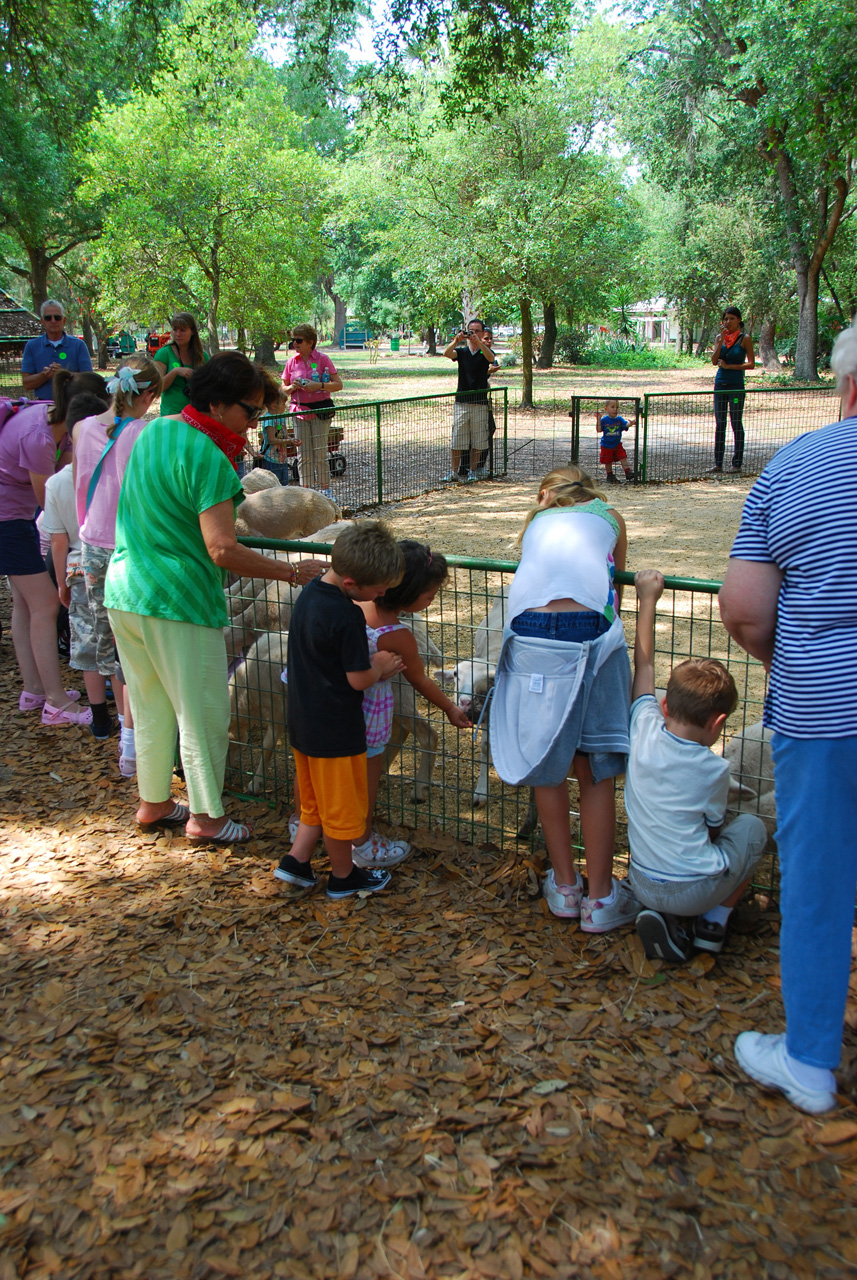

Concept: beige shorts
[[451, 402, 489, 451]]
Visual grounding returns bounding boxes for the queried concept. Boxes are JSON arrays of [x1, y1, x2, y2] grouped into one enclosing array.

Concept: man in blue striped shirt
[[719, 324, 857, 1114]]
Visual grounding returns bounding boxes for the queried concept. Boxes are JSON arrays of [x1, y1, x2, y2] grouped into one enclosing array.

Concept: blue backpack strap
[[84, 417, 133, 514]]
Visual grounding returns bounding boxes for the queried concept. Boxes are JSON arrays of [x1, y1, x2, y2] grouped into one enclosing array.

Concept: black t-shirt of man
[[453, 344, 492, 405], [286, 577, 371, 757]]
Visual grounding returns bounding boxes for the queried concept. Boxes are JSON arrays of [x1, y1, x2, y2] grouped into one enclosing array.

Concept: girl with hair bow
[[72, 354, 163, 756]]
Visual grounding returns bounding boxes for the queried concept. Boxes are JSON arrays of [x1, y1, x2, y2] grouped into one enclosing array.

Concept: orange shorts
[[292, 749, 368, 841]]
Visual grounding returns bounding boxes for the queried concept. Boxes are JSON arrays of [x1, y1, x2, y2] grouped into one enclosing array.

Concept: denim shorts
[[0, 518, 46, 576], [511, 609, 610, 642]]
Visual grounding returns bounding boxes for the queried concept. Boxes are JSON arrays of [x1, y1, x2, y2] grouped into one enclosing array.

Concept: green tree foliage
[[624, 0, 857, 378], [81, 0, 328, 348]]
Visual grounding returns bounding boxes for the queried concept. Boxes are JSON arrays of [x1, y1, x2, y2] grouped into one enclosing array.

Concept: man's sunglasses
[[238, 401, 264, 421], [43, 314, 63, 321]]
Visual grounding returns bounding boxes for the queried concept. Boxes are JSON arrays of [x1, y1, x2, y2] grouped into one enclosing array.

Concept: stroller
[[258, 411, 346, 486]]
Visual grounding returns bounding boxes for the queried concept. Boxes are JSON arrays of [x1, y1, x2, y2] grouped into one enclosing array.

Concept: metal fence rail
[[225, 541, 778, 892]]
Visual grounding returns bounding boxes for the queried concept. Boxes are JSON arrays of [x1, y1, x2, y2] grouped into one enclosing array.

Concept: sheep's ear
[[434, 668, 455, 686]]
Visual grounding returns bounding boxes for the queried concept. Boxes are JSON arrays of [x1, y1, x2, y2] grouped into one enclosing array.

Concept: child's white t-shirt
[[624, 694, 731, 881], [40, 465, 82, 574]]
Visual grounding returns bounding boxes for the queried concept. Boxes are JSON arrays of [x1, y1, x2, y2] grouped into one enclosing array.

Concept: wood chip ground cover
[[2, 480, 856, 1279]]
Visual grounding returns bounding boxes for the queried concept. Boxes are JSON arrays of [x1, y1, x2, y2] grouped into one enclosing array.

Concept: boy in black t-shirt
[[275, 522, 405, 898]]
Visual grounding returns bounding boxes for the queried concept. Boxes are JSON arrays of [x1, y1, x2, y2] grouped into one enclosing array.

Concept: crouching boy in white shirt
[[624, 570, 767, 963]]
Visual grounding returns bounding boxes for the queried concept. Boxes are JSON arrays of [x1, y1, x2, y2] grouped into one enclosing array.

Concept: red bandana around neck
[[180, 406, 247, 470], [722, 329, 743, 349]]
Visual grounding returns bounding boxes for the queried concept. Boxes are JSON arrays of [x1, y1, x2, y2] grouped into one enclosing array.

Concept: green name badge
[[59, 351, 67, 360]]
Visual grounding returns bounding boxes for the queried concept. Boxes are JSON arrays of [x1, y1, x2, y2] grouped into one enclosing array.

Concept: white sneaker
[[580, 878, 640, 933], [351, 832, 411, 868], [440, 471, 460, 483], [465, 470, 478, 483], [543, 868, 582, 918], [734, 1032, 837, 1114]]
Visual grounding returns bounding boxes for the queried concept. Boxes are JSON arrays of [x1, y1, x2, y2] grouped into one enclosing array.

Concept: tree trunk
[[793, 264, 820, 380], [519, 296, 534, 409], [321, 274, 347, 344], [694, 316, 711, 358], [536, 302, 556, 368], [423, 326, 437, 356], [253, 334, 278, 366], [81, 314, 94, 356], [27, 247, 51, 312], [759, 319, 781, 372], [236, 326, 248, 355]]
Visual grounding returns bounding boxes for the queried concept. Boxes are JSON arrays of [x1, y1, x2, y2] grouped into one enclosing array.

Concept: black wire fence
[[225, 542, 779, 893]]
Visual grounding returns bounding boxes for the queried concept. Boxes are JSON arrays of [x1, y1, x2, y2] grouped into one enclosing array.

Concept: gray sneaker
[[580, 878, 640, 933], [636, 910, 693, 963]]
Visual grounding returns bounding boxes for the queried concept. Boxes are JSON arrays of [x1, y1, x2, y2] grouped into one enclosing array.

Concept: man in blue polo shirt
[[21, 300, 93, 400], [719, 320, 857, 1115]]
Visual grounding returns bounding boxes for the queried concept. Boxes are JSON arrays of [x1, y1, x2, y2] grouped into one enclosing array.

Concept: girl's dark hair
[[49, 370, 109, 425], [722, 306, 743, 323], [376, 540, 449, 610], [187, 352, 266, 412], [171, 312, 205, 367], [66, 391, 110, 433]]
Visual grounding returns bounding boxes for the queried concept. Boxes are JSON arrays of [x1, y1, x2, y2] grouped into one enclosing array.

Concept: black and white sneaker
[[636, 910, 693, 963], [693, 917, 727, 953], [326, 866, 391, 899], [273, 854, 318, 888]]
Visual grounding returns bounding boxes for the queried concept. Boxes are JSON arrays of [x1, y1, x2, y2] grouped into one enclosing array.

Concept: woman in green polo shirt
[[105, 352, 327, 844], [154, 312, 208, 416]]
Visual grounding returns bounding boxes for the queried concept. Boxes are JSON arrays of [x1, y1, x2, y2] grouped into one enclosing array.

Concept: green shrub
[[554, 328, 591, 364], [578, 336, 698, 370]]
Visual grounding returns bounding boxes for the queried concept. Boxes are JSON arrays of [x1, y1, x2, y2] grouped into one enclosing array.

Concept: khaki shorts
[[451, 402, 489, 451]]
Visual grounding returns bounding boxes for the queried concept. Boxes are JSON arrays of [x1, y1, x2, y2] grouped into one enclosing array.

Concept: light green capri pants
[[109, 609, 229, 817]]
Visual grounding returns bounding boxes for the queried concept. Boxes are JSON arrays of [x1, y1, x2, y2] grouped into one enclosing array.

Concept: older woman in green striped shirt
[[105, 352, 326, 844]]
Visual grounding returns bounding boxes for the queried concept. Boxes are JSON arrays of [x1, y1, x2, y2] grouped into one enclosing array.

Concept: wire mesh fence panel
[[0, 357, 25, 398], [641, 387, 840, 482], [253, 388, 510, 510], [225, 541, 780, 893]]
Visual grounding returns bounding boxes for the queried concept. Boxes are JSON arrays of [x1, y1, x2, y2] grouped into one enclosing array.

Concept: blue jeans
[[773, 733, 857, 1068], [511, 609, 610, 641]]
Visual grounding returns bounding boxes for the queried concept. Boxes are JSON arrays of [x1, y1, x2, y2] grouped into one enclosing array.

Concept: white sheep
[[225, 522, 353, 660], [436, 587, 508, 806], [724, 720, 777, 848], [234, 486, 338, 539], [240, 467, 281, 496], [228, 616, 442, 801]]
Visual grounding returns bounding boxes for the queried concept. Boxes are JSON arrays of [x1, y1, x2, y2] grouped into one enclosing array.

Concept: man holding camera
[[442, 318, 497, 483]]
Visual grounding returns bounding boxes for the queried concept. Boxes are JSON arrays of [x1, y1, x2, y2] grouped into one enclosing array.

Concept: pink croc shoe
[[19, 690, 81, 712], [40, 701, 93, 727]]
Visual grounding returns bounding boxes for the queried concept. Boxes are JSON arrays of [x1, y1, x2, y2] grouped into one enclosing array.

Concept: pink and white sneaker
[[580, 878, 640, 933], [542, 869, 582, 918], [351, 832, 411, 869]]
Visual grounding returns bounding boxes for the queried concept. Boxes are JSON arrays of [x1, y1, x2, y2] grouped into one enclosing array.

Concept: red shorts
[[600, 443, 627, 464]]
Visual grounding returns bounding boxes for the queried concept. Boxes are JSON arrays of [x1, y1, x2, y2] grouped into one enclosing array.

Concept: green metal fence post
[[375, 401, 383, 504], [570, 396, 579, 462], [502, 387, 508, 474], [641, 394, 649, 483]]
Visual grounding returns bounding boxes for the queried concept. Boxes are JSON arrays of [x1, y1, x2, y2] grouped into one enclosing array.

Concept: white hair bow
[[107, 366, 152, 397]]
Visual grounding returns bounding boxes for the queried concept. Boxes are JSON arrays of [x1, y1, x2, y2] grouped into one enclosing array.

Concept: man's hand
[[635, 569, 664, 603]]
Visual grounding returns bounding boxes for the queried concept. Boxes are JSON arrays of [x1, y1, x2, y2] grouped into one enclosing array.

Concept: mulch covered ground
[[2, 596, 857, 1279]]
